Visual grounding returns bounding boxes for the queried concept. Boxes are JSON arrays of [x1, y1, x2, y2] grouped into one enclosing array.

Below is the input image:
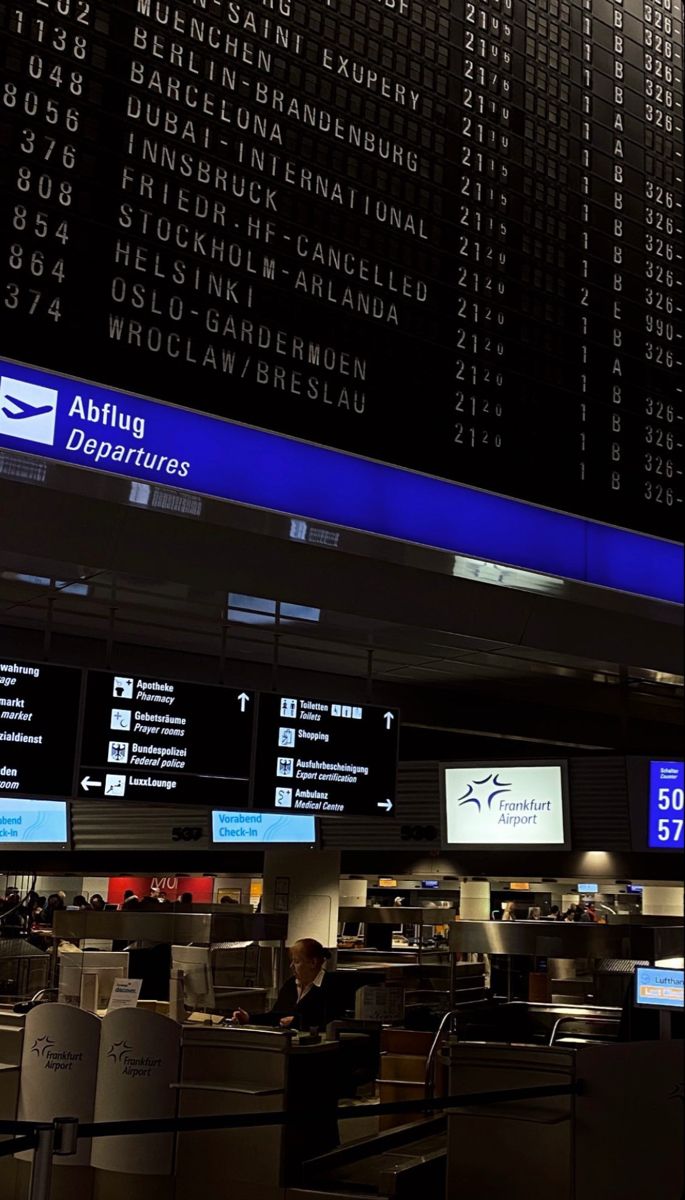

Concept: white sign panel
[[91, 1008, 181, 1175], [16, 1003, 101, 1167], [107, 978, 142, 1012], [442, 763, 568, 848]]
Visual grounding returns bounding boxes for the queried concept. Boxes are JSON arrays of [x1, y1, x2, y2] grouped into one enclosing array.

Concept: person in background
[[175, 892, 194, 907], [585, 901, 598, 922], [119, 889, 138, 910], [72, 895, 91, 910], [41, 893, 65, 926], [220, 895, 239, 905], [527, 906, 542, 920], [232, 939, 344, 1031], [90, 894, 106, 911], [546, 905, 562, 921], [501, 902, 516, 921]]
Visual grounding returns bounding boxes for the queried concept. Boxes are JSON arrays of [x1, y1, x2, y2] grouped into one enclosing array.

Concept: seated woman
[[232, 938, 343, 1031]]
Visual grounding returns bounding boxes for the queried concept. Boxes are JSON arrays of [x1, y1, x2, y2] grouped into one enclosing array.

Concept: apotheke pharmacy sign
[[442, 763, 569, 849]]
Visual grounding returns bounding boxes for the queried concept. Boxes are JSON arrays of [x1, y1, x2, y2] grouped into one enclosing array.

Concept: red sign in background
[[106, 876, 214, 904]]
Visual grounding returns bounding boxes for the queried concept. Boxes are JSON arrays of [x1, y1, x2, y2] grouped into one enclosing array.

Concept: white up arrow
[[377, 799, 393, 811], [81, 776, 102, 792], [384, 712, 395, 730], [238, 693, 250, 712]]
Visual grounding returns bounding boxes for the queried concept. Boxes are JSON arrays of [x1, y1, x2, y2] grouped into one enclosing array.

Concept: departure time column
[[641, 0, 684, 516]]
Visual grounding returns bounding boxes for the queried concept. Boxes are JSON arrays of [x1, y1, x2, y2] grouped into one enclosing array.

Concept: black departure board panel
[[78, 669, 254, 802], [252, 692, 398, 816], [0, 657, 80, 796], [0, 0, 682, 540]]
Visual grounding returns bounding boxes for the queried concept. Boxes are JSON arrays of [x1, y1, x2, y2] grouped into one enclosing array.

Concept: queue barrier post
[[27, 1116, 79, 1200], [27, 1125, 54, 1200]]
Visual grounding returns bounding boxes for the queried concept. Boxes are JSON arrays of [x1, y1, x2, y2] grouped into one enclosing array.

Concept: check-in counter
[[0, 1007, 24, 1197], [446, 1036, 683, 1200], [175, 1025, 339, 1200]]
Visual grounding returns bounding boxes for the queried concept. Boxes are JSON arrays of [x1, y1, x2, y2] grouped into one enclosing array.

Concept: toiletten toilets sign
[[442, 762, 570, 849]]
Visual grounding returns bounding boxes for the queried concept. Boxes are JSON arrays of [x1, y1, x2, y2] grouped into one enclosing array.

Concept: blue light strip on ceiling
[[0, 357, 682, 604]]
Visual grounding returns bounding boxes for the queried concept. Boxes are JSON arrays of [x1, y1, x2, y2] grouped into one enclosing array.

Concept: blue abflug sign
[[0, 357, 681, 604]]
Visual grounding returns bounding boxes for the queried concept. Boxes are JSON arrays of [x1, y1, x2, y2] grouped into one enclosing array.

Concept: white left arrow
[[81, 776, 102, 792], [384, 712, 395, 730], [377, 799, 393, 811], [238, 692, 250, 712]]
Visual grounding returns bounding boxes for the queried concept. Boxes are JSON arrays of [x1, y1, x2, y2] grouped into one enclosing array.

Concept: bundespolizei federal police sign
[[0, 357, 682, 606]]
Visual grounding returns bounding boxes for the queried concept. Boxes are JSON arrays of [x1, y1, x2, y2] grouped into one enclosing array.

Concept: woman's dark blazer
[[250, 972, 343, 1031]]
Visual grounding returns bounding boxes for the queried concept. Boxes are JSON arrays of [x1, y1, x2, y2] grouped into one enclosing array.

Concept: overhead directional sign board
[[0, 658, 81, 798], [251, 694, 398, 818], [78, 671, 254, 804]]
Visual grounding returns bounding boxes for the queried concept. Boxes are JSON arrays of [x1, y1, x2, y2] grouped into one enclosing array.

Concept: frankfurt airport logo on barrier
[[0, 375, 58, 445]]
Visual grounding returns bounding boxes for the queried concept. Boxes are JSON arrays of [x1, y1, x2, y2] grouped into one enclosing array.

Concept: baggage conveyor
[[288, 1114, 447, 1200]]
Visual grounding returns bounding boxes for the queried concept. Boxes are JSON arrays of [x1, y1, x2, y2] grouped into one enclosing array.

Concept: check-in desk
[[446, 1037, 683, 1200], [175, 1025, 340, 1200], [0, 1007, 24, 1196]]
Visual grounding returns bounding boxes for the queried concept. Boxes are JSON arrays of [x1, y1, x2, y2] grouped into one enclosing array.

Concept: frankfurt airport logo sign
[[443, 763, 568, 847]]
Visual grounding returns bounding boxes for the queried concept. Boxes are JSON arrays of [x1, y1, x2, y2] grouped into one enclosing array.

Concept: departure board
[[0, 0, 682, 540]]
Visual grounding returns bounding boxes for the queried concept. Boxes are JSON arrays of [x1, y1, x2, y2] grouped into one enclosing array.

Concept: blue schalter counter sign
[[648, 761, 685, 850], [0, 358, 682, 605]]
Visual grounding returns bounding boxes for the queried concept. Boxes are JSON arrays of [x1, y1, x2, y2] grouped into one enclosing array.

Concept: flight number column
[[0, 1, 98, 332]]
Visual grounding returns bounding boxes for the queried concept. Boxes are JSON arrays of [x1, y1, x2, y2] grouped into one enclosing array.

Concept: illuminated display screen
[[0, 797, 69, 847], [441, 761, 570, 849], [211, 810, 316, 846], [648, 761, 685, 850], [634, 967, 684, 1010], [0, 0, 682, 541]]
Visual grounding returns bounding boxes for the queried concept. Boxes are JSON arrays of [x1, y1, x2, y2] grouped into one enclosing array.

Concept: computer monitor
[[58, 950, 129, 1009], [171, 945, 215, 1010], [634, 966, 684, 1011]]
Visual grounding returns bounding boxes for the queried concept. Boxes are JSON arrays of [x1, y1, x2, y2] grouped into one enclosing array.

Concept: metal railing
[[0, 1079, 579, 1200]]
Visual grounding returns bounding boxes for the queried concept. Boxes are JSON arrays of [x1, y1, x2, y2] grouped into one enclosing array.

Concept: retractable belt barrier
[[1, 1081, 578, 1200]]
